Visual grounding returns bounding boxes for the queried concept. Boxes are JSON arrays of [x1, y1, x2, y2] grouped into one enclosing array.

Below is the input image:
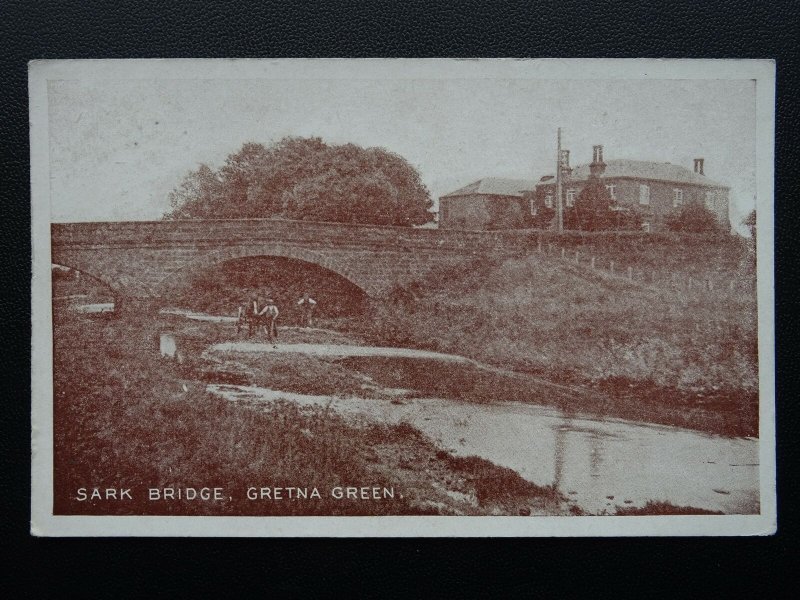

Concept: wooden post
[[627, 266, 633, 280], [575, 251, 580, 264], [555, 127, 563, 233], [610, 260, 615, 274], [590, 256, 596, 269], [561, 247, 566, 259]]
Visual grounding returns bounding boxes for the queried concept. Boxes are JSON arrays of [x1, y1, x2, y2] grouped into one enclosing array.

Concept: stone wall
[[51, 219, 530, 299]]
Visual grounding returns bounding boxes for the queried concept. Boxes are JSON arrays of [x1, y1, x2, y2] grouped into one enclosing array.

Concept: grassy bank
[[341, 239, 758, 436], [53, 309, 566, 516], [144, 233, 757, 436]]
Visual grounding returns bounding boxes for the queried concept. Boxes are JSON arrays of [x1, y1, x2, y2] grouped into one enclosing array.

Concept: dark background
[[2, 0, 796, 594]]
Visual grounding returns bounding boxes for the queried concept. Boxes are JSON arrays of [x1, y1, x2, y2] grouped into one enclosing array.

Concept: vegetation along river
[[203, 340, 759, 516]]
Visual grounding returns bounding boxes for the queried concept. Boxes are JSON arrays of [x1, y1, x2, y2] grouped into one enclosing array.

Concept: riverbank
[[53, 309, 570, 516], [162, 239, 758, 437], [167, 313, 754, 437]]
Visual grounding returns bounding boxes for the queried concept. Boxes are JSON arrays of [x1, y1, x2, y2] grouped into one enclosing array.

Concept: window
[[639, 184, 650, 206], [544, 193, 553, 209], [642, 222, 651, 233], [705, 191, 715, 209], [605, 184, 616, 199], [673, 188, 683, 207], [529, 197, 538, 216], [566, 189, 576, 207]]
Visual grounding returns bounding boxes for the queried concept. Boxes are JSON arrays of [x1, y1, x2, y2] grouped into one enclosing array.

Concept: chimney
[[694, 158, 704, 175], [590, 144, 606, 178]]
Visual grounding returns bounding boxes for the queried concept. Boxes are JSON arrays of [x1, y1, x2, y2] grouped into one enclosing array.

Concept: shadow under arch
[[157, 251, 369, 321], [51, 263, 122, 306], [154, 245, 371, 299]]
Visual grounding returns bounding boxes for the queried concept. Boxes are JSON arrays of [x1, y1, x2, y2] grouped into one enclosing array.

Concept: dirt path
[[208, 341, 475, 363], [172, 308, 589, 400]]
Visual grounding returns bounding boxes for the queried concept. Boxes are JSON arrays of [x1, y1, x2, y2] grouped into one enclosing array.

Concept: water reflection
[[589, 433, 604, 480], [208, 384, 760, 515], [552, 418, 570, 489]]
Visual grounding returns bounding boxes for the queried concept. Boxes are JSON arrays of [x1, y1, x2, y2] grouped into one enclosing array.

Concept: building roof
[[540, 159, 729, 189], [441, 177, 536, 199]]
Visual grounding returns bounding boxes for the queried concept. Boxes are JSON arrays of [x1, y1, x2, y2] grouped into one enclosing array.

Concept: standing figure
[[241, 295, 259, 337], [236, 303, 246, 334], [297, 293, 317, 327], [259, 297, 280, 347]]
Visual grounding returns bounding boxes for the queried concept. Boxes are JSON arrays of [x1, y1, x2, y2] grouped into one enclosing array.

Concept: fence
[[536, 240, 755, 295]]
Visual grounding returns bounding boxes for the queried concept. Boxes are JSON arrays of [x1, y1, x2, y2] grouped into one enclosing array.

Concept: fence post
[[627, 266, 633, 280], [591, 256, 596, 269], [575, 251, 580, 264], [610, 260, 615, 275], [561, 247, 566, 259]]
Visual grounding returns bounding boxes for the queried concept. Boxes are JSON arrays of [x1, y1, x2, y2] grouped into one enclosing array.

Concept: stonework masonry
[[51, 219, 531, 300]]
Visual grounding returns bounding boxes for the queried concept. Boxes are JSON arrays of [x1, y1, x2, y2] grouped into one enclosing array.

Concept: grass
[[614, 501, 724, 516], [333, 356, 756, 436], [153, 233, 758, 436], [54, 312, 400, 516], [339, 236, 758, 436], [440, 453, 561, 509], [52, 308, 565, 516]]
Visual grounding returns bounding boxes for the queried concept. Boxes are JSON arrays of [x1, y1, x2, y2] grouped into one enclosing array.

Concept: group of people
[[236, 293, 317, 344]]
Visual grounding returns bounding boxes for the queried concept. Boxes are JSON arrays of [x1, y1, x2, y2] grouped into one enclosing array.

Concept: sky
[[47, 73, 757, 230]]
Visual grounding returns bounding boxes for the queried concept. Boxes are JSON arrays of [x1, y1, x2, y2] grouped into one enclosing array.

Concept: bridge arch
[[50, 262, 126, 301], [153, 244, 373, 298]]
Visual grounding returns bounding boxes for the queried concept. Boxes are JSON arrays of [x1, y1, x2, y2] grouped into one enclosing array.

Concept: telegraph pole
[[555, 127, 564, 233]]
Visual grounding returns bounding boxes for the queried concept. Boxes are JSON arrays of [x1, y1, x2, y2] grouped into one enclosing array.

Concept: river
[[155, 312, 760, 515], [208, 383, 759, 515]]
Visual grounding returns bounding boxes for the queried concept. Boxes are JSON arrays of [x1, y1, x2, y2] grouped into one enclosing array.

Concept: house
[[532, 145, 730, 232], [438, 177, 536, 230]]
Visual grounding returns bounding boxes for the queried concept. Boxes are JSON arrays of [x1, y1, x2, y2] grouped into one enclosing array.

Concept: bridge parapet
[[52, 219, 534, 254], [51, 219, 535, 300]]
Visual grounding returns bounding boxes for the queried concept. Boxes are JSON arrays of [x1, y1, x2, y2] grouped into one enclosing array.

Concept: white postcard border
[[30, 58, 776, 537]]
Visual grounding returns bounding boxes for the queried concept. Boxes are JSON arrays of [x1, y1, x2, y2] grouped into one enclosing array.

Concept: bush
[[666, 202, 722, 233]]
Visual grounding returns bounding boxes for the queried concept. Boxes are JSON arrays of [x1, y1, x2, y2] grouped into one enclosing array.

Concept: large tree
[[564, 180, 641, 231], [165, 137, 433, 226]]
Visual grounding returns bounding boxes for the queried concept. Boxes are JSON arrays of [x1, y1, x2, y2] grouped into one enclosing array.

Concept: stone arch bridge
[[51, 219, 534, 301]]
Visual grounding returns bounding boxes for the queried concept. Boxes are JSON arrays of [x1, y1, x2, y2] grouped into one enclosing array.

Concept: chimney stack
[[590, 144, 606, 178], [694, 158, 705, 175]]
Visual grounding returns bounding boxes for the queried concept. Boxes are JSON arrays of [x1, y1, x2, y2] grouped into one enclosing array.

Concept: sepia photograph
[[30, 58, 776, 536]]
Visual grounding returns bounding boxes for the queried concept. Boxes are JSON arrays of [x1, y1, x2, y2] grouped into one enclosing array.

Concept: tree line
[[166, 136, 751, 235]]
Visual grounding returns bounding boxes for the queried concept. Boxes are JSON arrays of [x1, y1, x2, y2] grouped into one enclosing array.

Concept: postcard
[[30, 58, 776, 536]]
